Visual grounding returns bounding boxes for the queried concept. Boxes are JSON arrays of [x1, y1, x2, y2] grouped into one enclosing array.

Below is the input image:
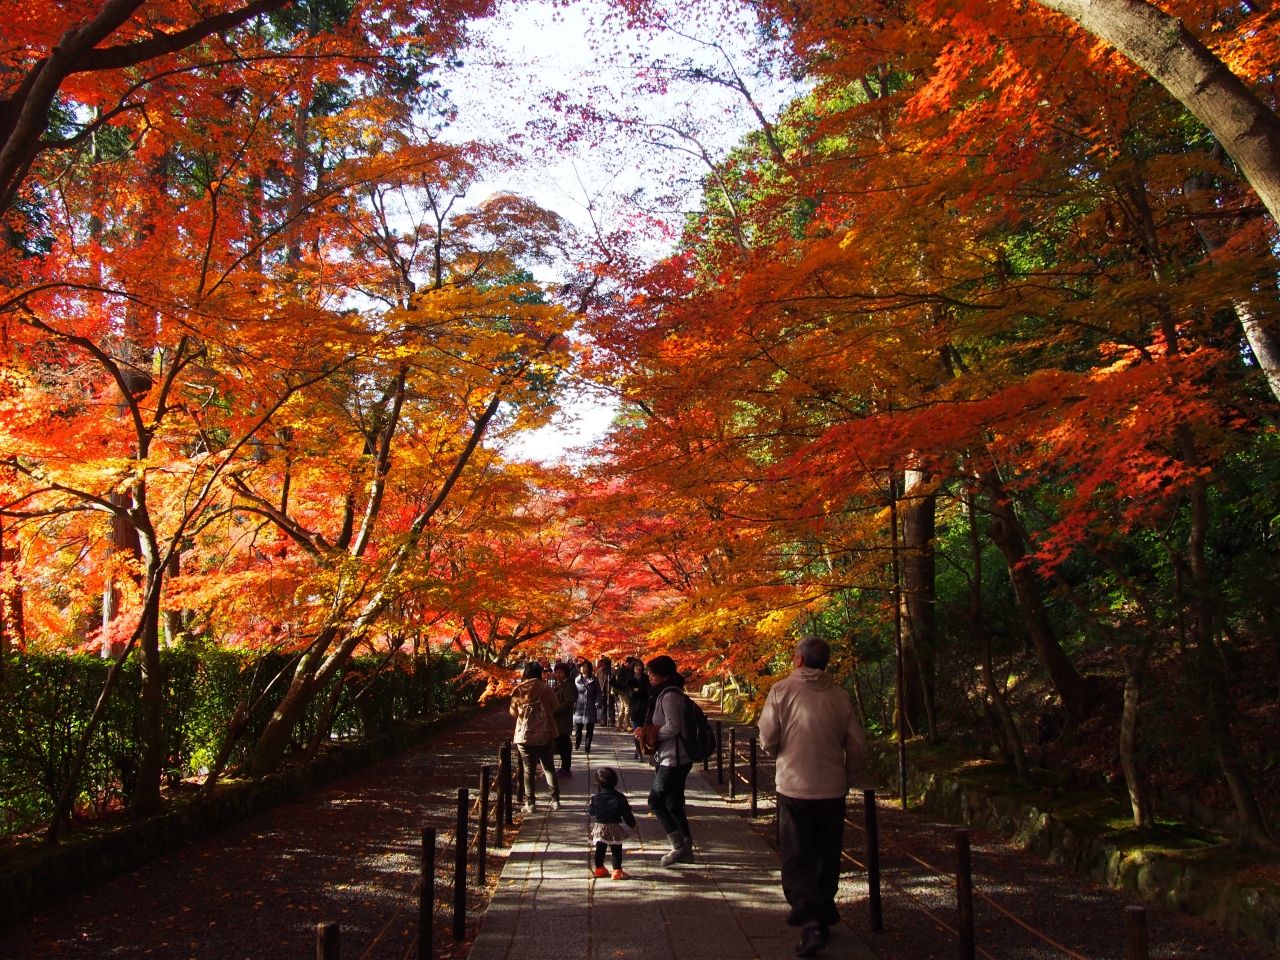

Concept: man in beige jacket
[[759, 636, 865, 958]]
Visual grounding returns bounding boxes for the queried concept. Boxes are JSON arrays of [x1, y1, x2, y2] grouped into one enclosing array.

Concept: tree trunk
[[1118, 651, 1152, 828], [307, 669, 347, 760], [1175, 428, 1275, 848], [902, 469, 938, 743], [238, 625, 340, 777], [197, 700, 248, 800], [1183, 174, 1280, 403], [1033, 0, 1280, 227], [129, 558, 165, 818], [980, 472, 1093, 723], [968, 492, 1030, 782], [101, 492, 140, 658], [162, 549, 182, 645]]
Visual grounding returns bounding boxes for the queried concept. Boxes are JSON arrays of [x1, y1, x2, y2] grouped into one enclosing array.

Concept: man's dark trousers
[[777, 793, 845, 927]]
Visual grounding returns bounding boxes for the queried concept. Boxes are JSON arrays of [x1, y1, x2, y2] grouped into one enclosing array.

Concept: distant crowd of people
[[509, 640, 863, 958]]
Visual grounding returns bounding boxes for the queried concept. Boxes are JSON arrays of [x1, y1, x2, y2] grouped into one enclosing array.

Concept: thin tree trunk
[[240, 390, 504, 776], [1174, 427, 1274, 846], [197, 700, 248, 800], [239, 624, 341, 776], [1033, 0, 1280, 227], [163, 549, 182, 645], [1118, 650, 1152, 828], [129, 556, 166, 818], [306, 668, 347, 760], [1183, 173, 1280, 403], [980, 471, 1093, 723], [44, 595, 152, 844], [902, 469, 938, 743], [967, 491, 1030, 782]]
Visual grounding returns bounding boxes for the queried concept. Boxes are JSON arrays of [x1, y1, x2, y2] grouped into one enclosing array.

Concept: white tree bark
[[1034, 0, 1280, 227]]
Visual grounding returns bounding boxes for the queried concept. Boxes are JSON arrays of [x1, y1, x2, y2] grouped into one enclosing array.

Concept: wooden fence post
[[453, 788, 467, 940], [729, 727, 737, 800], [316, 921, 339, 960], [865, 789, 882, 933], [478, 766, 490, 886], [420, 826, 435, 960], [1125, 906, 1148, 960], [956, 828, 974, 960]]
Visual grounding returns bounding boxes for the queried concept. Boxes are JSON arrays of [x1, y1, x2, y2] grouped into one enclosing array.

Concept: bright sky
[[437, 0, 800, 465]]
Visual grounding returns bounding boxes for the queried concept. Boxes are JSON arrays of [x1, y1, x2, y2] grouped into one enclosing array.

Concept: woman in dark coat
[[626, 658, 650, 760], [574, 661, 603, 753]]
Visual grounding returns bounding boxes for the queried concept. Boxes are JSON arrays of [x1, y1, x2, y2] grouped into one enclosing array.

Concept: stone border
[[0, 705, 484, 929], [864, 744, 1280, 952]]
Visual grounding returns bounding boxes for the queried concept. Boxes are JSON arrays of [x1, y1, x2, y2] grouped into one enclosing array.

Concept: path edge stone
[[0, 704, 486, 929]]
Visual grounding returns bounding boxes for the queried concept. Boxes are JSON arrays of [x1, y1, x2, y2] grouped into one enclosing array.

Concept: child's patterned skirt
[[589, 822, 630, 846]]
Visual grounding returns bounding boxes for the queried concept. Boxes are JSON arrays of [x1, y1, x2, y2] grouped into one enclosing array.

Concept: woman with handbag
[[636, 655, 695, 867]]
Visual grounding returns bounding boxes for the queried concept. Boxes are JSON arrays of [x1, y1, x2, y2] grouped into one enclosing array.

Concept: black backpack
[[675, 691, 718, 763]]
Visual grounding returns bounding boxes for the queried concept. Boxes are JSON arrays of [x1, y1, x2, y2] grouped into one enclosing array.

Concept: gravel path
[[699, 704, 1271, 960], [3, 705, 517, 960]]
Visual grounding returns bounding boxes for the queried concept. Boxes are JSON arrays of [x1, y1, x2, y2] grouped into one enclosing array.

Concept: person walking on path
[[587, 766, 637, 880], [596, 656, 615, 726], [551, 662, 577, 778], [625, 658, 651, 758], [574, 660, 603, 754], [613, 657, 634, 731], [759, 635, 866, 958], [639, 654, 695, 867], [510, 661, 562, 812]]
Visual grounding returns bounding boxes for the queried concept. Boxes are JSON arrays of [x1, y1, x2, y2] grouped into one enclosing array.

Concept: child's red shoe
[[592, 867, 609, 878], [611, 869, 629, 880]]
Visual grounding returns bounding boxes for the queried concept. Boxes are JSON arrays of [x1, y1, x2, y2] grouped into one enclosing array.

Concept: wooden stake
[[729, 727, 737, 800], [865, 789, 882, 933], [478, 766, 490, 886], [316, 921, 339, 960], [956, 829, 974, 960], [1125, 906, 1149, 960], [420, 826, 435, 960], [453, 788, 467, 940]]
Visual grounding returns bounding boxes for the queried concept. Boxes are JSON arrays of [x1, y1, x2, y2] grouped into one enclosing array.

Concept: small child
[[587, 767, 637, 879]]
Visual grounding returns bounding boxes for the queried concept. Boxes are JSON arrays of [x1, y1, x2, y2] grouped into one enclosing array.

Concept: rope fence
[[699, 703, 1149, 960]]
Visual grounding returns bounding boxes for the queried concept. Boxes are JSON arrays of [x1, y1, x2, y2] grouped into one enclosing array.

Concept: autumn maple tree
[[573, 0, 1280, 846], [3, 0, 1280, 857]]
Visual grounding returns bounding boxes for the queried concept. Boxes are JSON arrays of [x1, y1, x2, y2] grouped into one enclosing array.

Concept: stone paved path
[[469, 726, 878, 960]]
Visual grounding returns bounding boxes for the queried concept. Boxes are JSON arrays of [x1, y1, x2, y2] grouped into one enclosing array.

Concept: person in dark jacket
[[551, 662, 577, 777], [574, 661, 603, 753], [626, 658, 651, 759], [586, 767, 637, 879]]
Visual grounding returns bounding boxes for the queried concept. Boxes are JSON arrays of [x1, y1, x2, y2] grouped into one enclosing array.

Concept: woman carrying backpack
[[574, 661, 603, 754], [638, 655, 695, 867], [510, 662, 562, 812]]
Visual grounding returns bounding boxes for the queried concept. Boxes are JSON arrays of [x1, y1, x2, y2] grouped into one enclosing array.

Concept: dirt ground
[[2, 705, 518, 960]]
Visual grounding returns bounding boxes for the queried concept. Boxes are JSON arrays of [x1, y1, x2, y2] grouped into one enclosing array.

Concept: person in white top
[[759, 636, 866, 958]]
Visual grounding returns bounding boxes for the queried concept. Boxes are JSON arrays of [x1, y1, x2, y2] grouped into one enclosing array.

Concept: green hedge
[[0, 645, 480, 836]]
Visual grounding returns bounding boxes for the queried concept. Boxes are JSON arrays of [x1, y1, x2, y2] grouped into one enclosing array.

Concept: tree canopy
[[2, 0, 1280, 850]]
